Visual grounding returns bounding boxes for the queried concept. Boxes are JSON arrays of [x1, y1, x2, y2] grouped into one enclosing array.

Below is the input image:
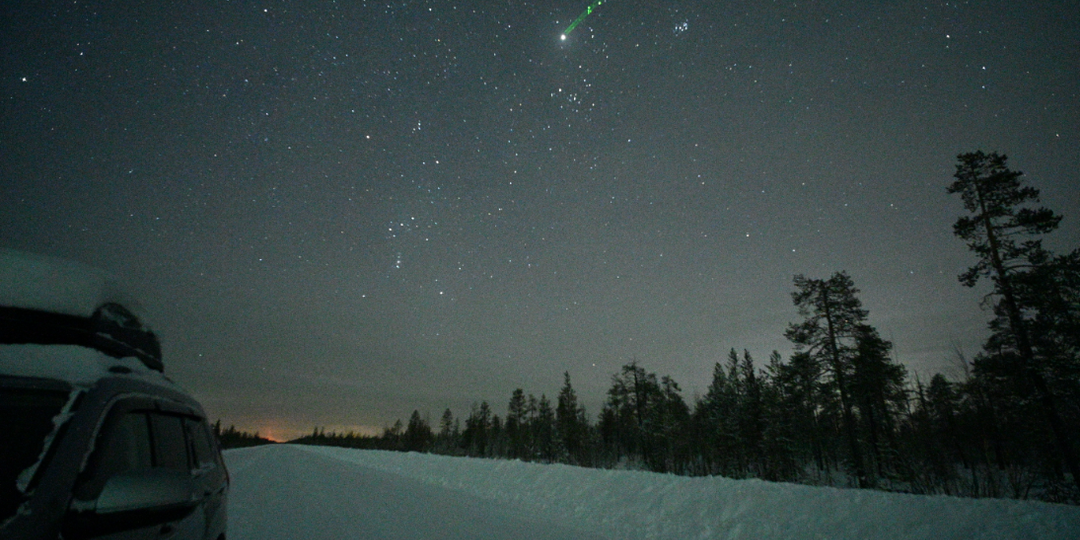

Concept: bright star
[[560, 34, 566, 41]]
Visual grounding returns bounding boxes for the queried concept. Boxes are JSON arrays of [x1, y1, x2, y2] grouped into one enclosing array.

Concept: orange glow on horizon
[[238, 421, 383, 443], [251, 423, 288, 443]]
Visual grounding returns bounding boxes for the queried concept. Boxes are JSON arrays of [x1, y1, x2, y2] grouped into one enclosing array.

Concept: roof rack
[[1, 249, 164, 372], [0, 304, 163, 372]]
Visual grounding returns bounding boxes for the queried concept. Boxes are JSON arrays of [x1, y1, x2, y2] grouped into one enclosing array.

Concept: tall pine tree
[[948, 151, 1080, 489], [785, 272, 871, 487]]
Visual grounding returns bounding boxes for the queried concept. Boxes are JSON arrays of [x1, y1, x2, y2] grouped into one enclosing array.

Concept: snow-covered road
[[225, 444, 1080, 539], [224, 444, 605, 540]]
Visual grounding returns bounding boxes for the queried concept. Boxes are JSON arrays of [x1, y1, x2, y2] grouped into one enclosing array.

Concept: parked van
[[0, 250, 228, 540]]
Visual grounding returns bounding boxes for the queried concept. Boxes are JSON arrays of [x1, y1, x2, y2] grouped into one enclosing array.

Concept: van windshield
[[0, 385, 72, 523]]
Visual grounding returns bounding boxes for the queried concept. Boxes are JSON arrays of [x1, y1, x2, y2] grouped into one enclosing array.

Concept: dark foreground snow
[[225, 444, 1080, 539]]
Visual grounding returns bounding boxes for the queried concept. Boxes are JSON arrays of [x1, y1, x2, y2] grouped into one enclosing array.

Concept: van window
[[0, 387, 71, 522], [73, 411, 154, 501], [185, 418, 217, 470], [74, 405, 205, 503], [149, 414, 189, 471]]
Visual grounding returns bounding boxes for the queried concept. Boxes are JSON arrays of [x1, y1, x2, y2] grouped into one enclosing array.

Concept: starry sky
[[3, 1, 1078, 441]]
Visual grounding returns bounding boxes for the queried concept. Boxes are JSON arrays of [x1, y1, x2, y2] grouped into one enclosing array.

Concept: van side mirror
[[94, 469, 195, 514], [66, 469, 197, 536]]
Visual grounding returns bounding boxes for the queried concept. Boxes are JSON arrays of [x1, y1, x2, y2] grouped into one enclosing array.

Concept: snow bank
[[225, 444, 1080, 540]]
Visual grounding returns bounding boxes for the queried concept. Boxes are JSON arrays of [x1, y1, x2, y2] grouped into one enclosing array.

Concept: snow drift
[[225, 444, 1080, 539]]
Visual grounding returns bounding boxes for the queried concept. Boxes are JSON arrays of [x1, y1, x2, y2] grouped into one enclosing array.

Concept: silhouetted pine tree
[[435, 408, 460, 454], [556, 372, 590, 465], [600, 362, 662, 468], [506, 388, 529, 459], [462, 401, 494, 457], [850, 325, 907, 485], [759, 350, 800, 481], [948, 151, 1080, 490], [403, 410, 433, 452], [693, 356, 741, 476], [532, 395, 558, 461], [772, 350, 828, 477], [785, 272, 872, 487], [737, 350, 765, 476]]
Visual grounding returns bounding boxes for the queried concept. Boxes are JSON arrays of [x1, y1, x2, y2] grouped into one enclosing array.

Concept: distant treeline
[[295, 153, 1079, 504], [214, 421, 277, 449]]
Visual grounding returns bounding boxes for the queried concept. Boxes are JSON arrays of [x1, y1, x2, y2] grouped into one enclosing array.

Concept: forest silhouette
[[242, 152, 1079, 504]]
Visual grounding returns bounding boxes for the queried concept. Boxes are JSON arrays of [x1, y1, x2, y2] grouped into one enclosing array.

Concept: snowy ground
[[224, 444, 1080, 540]]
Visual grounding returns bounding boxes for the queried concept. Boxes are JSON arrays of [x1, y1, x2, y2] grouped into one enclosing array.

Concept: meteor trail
[[562, 0, 604, 39]]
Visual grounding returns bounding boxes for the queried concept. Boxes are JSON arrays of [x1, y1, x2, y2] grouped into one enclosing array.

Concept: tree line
[[213, 421, 277, 449], [294, 152, 1079, 503]]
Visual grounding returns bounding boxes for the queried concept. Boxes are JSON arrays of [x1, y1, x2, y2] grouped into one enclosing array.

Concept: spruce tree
[[506, 388, 528, 459], [463, 401, 493, 457], [738, 350, 765, 476], [850, 325, 906, 483], [404, 410, 433, 452], [695, 360, 740, 476], [601, 361, 663, 466], [556, 372, 590, 465], [437, 408, 458, 453], [533, 395, 557, 461]]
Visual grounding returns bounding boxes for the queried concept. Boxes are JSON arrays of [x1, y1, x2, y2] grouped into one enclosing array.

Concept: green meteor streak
[[562, 0, 604, 38]]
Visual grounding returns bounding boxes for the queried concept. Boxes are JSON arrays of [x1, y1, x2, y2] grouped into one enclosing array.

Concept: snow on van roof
[[0, 249, 136, 319], [0, 344, 173, 388], [0, 249, 164, 372]]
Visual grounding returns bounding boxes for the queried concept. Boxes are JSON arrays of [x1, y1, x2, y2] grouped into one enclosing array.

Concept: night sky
[[3, 1, 1078, 441]]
